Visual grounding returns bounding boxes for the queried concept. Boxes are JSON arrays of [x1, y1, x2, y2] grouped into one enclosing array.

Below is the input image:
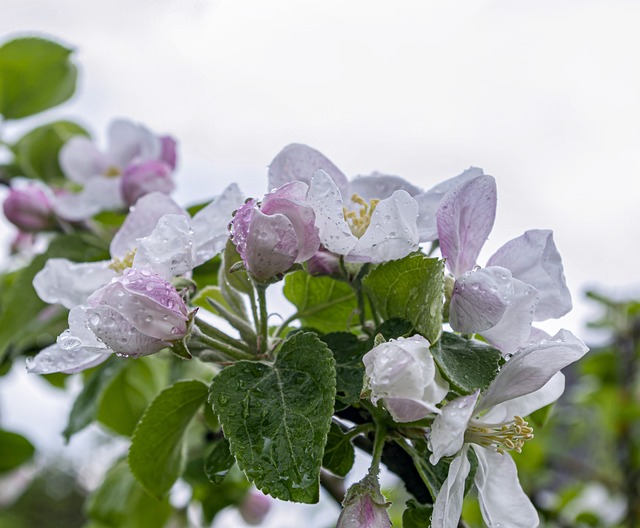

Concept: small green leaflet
[[402, 499, 433, 528], [204, 437, 235, 484], [129, 380, 208, 499], [0, 429, 35, 473], [322, 422, 355, 477], [321, 332, 369, 408], [209, 332, 336, 503]]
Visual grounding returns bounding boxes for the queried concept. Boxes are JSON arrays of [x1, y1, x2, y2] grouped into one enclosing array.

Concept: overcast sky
[[1, 1, 639, 523]]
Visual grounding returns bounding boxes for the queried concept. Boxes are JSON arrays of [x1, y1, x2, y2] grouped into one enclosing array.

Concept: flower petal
[[349, 172, 423, 201], [487, 229, 572, 320], [59, 136, 109, 184], [429, 391, 480, 464], [477, 329, 588, 413], [268, 143, 350, 197], [472, 446, 539, 528], [33, 259, 116, 309], [54, 177, 123, 221], [431, 448, 471, 528], [107, 119, 161, 167], [436, 174, 497, 277]]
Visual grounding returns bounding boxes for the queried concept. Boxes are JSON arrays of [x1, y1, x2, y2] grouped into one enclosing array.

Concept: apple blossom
[[363, 335, 449, 422], [337, 473, 392, 528], [3, 181, 56, 232], [120, 159, 175, 207]]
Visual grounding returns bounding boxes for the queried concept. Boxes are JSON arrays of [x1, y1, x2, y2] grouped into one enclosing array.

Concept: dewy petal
[[59, 136, 109, 184], [477, 329, 588, 413], [348, 172, 423, 202], [431, 448, 471, 528], [133, 214, 194, 279], [449, 267, 511, 334], [191, 183, 244, 266], [349, 190, 419, 263], [480, 277, 540, 355], [308, 170, 357, 255], [436, 175, 497, 277], [33, 259, 117, 309], [429, 391, 480, 464], [107, 119, 161, 167], [487, 229, 572, 320], [54, 177, 123, 221], [472, 446, 539, 528], [110, 192, 187, 259], [415, 167, 484, 242], [268, 143, 350, 197]]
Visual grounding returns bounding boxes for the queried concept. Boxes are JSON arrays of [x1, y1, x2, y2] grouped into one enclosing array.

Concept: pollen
[[109, 249, 137, 272], [103, 165, 122, 177], [343, 194, 380, 238], [464, 415, 534, 455]]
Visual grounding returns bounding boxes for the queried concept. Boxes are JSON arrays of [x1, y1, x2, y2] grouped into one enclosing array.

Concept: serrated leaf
[[283, 271, 358, 333], [0, 37, 77, 119], [322, 423, 354, 477], [0, 429, 35, 473], [129, 380, 208, 499], [87, 459, 172, 528], [321, 332, 369, 407], [209, 332, 336, 503], [204, 437, 235, 484], [402, 499, 433, 528], [430, 332, 502, 394], [63, 358, 125, 441], [363, 254, 444, 343]]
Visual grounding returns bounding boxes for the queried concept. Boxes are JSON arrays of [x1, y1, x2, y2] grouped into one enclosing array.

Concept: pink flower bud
[[239, 491, 271, 525], [3, 184, 56, 232], [337, 474, 392, 528], [86, 268, 189, 357], [120, 160, 175, 207]]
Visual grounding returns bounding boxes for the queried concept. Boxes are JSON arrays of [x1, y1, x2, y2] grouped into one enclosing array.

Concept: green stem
[[370, 419, 387, 476], [202, 298, 257, 346], [195, 317, 253, 353], [256, 283, 269, 355], [190, 327, 254, 361]]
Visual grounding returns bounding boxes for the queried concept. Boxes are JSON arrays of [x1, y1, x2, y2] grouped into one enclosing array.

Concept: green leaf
[[283, 271, 358, 333], [0, 37, 77, 119], [0, 430, 35, 473], [321, 332, 369, 407], [222, 238, 252, 295], [209, 332, 336, 503], [87, 460, 172, 528], [322, 423, 355, 477], [14, 120, 88, 183], [430, 332, 502, 394], [376, 317, 414, 340], [204, 437, 235, 484], [402, 499, 433, 528], [63, 359, 125, 441], [97, 356, 168, 436], [129, 380, 208, 499], [363, 254, 444, 343]]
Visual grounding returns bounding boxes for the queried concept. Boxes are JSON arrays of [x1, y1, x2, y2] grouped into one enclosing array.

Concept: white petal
[[349, 190, 419, 263], [472, 446, 539, 528], [487, 230, 572, 320], [54, 177, 123, 221], [308, 170, 357, 255], [429, 391, 479, 464], [107, 119, 161, 167], [349, 172, 422, 201], [110, 192, 187, 259], [478, 329, 588, 413], [59, 136, 108, 184], [33, 259, 116, 309], [191, 183, 244, 266], [133, 214, 194, 279], [431, 448, 471, 528]]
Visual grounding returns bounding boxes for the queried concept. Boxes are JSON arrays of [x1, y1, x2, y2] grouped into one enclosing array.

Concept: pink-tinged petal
[[383, 398, 439, 423], [59, 136, 109, 184], [337, 474, 392, 528], [480, 277, 539, 355], [449, 267, 511, 334], [133, 214, 194, 279], [308, 170, 357, 255], [437, 175, 497, 277], [3, 182, 56, 232], [487, 229, 572, 320], [261, 181, 321, 262], [349, 172, 422, 201], [477, 329, 588, 413], [54, 177, 124, 221], [306, 248, 341, 276], [110, 192, 187, 259], [416, 167, 484, 242], [191, 183, 244, 266], [268, 143, 349, 197], [431, 449, 471, 528], [482, 372, 565, 424], [349, 190, 419, 263], [107, 119, 161, 167], [472, 446, 539, 528], [429, 392, 480, 464], [33, 259, 116, 309], [120, 160, 175, 207], [86, 304, 169, 357], [160, 135, 178, 170]]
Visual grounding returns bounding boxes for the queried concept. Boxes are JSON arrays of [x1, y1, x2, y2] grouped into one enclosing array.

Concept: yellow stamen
[[109, 249, 137, 272], [464, 415, 534, 454], [343, 194, 380, 238], [103, 166, 121, 177]]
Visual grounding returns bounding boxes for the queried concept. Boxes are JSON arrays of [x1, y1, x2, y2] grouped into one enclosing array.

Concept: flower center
[[109, 249, 137, 272], [464, 415, 534, 454], [343, 194, 380, 238], [103, 165, 122, 177]]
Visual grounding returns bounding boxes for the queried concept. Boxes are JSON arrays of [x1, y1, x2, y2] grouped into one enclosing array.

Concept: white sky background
[[1, 0, 639, 525]]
